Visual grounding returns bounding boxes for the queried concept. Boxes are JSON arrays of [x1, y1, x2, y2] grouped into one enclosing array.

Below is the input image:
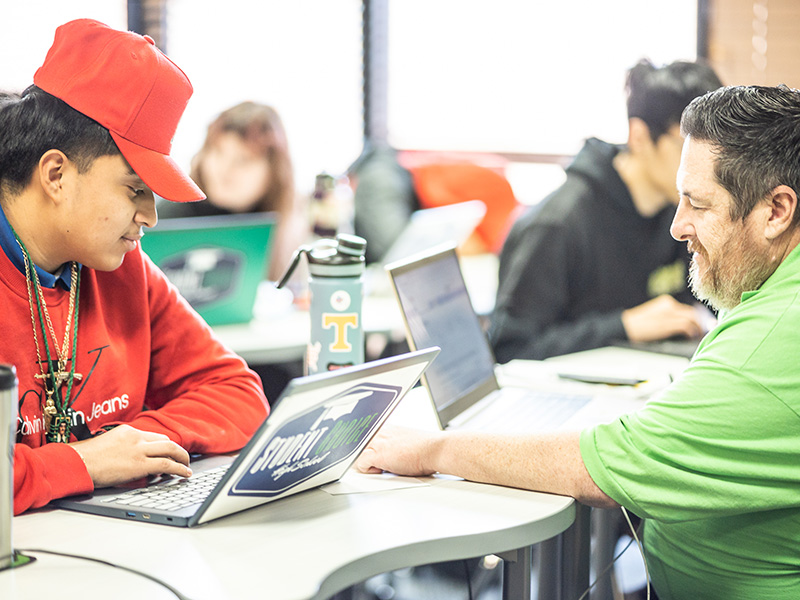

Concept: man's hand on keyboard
[[70, 425, 192, 488]]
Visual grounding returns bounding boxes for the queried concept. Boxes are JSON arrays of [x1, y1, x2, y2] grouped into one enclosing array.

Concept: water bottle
[[277, 234, 367, 374], [0, 365, 17, 571], [310, 173, 337, 239], [310, 172, 356, 239]]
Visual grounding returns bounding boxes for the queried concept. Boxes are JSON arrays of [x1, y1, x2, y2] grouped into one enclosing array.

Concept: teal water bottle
[[277, 234, 367, 374]]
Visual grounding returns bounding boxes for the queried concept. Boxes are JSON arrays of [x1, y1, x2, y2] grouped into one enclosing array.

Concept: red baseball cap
[[33, 19, 204, 202]]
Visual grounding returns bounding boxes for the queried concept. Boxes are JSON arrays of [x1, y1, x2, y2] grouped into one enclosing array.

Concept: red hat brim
[[111, 132, 205, 203]]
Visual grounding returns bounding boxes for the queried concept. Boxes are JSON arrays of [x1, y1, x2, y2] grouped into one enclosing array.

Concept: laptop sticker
[[159, 247, 243, 308], [230, 382, 401, 497]]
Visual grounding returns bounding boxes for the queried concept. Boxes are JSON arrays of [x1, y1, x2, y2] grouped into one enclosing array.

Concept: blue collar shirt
[[0, 205, 75, 291]]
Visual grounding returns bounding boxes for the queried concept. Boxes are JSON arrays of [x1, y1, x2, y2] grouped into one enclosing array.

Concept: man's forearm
[[429, 430, 618, 508]]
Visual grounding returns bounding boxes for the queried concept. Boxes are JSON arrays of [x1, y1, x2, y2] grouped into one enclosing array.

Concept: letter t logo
[[322, 313, 358, 351]]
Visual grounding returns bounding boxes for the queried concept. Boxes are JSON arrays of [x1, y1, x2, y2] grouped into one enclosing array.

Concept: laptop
[[140, 213, 276, 326], [386, 244, 592, 433], [366, 201, 486, 296], [51, 347, 439, 527], [381, 200, 486, 266]]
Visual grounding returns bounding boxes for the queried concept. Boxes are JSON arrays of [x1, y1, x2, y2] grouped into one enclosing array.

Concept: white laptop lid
[[381, 200, 486, 266], [53, 347, 439, 527], [198, 347, 439, 524]]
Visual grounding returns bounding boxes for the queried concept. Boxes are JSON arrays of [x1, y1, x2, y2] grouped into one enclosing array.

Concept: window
[[166, 0, 364, 196], [0, 2, 127, 92], [0, 1, 364, 198], [1, 1, 699, 203], [386, 0, 698, 202]]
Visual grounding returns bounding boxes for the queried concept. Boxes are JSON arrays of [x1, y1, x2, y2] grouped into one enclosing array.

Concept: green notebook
[[140, 213, 276, 326]]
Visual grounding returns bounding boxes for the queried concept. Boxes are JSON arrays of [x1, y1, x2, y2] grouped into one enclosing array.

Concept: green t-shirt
[[581, 244, 800, 600]]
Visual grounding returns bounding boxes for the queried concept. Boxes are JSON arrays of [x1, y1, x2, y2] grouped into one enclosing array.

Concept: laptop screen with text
[[388, 246, 497, 416]]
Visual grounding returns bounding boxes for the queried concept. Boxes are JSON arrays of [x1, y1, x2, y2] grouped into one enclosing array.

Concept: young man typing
[[1, 19, 269, 514]]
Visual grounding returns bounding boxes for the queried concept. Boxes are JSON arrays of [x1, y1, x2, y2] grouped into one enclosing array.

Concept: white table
[[211, 294, 404, 365], [6, 476, 573, 600], [6, 346, 687, 600], [5, 382, 577, 600]]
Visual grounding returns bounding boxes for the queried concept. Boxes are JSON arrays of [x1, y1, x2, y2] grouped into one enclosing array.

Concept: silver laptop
[[51, 347, 439, 527], [381, 200, 486, 265], [386, 244, 591, 433], [366, 201, 486, 296]]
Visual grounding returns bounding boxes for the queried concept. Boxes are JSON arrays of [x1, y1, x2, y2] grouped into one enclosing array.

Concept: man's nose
[[670, 199, 692, 242]]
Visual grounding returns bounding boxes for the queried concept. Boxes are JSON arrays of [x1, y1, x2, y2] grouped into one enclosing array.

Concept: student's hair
[[0, 86, 120, 200], [190, 101, 295, 215], [681, 84, 800, 224], [625, 59, 722, 142]]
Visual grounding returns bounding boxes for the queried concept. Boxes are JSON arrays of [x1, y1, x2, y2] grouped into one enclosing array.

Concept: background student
[[158, 101, 310, 282], [489, 59, 722, 362]]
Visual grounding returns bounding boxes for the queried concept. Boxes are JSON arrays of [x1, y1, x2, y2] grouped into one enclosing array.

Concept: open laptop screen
[[141, 213, 276, 326], [388, 246, 497, 415]]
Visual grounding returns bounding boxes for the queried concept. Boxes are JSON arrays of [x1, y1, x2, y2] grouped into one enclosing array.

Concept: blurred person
[[489, 59, 723, 362], [348, 144, 420, 265], [159, 101, 309, 281]]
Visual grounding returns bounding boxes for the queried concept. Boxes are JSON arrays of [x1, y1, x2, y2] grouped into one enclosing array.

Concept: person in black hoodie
[[489, 59, 723, 362]]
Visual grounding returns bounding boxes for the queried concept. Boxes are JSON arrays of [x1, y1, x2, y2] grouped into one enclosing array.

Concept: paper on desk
[[544, 346, 690, 379], [321, 469, 429, 495], [499, 348, 689, 400], [496, 359, 654, 398]]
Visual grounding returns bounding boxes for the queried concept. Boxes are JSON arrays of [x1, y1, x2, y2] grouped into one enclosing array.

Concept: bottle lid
[[335, 234, 367, 258], [0, 365, 17, 391]]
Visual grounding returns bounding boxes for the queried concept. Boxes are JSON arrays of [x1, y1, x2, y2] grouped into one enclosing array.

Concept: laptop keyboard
[[100, 465, 230, 512], [453, 388, 592, 433]]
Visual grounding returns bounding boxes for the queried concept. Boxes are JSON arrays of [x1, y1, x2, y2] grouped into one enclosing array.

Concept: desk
[[5, 384, 574, 600], [6, 347, 685, 600], [505, 347, 691, 600], [7, 477, 573, 600], [211, 294, 403, 365]]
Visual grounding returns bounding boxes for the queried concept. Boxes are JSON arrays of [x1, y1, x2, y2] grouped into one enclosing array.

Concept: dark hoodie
[[488, 138, 693, 362]]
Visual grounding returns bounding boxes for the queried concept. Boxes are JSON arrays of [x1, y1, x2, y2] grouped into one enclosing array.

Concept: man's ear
[[37, 150, 69, 203], [764, 185, 798, 240], [627, 117, 655, 154]]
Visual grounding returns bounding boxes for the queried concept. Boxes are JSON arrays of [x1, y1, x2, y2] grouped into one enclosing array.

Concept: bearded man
[[356, 84, 800, 600]]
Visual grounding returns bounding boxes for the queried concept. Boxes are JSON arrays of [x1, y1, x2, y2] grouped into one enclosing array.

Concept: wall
[[708, 0, 800, 87]]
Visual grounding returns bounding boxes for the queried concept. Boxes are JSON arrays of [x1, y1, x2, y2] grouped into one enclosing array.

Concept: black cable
[[462, 559, 474, 600], [576, 529, 638, 600], [18, 548, 193, 600]]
